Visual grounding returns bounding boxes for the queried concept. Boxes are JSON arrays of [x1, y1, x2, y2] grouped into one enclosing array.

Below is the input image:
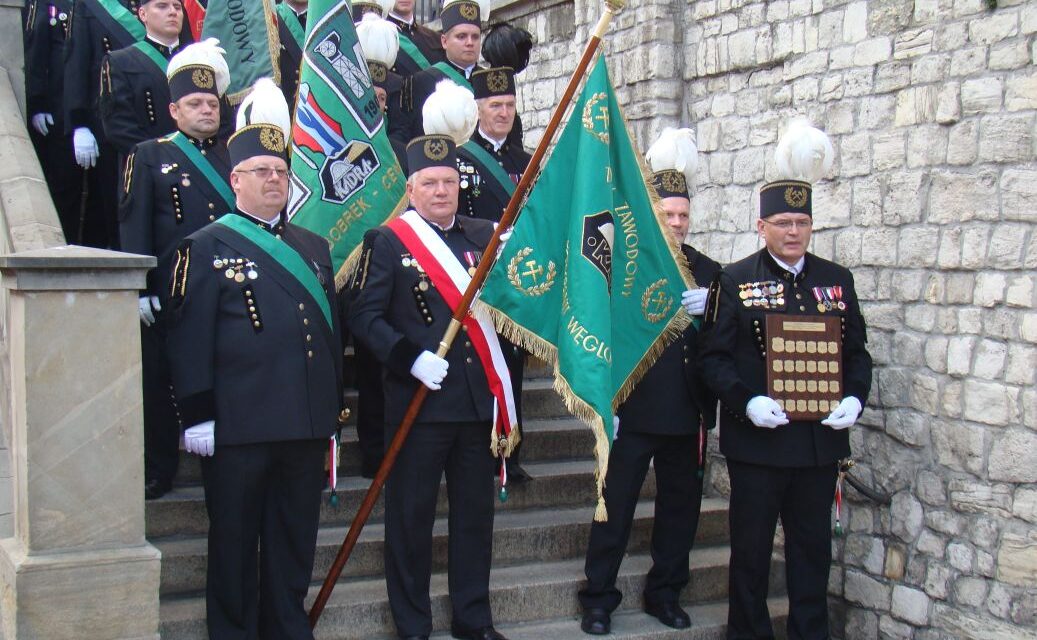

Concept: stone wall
[[493, 0, 1036, 636]]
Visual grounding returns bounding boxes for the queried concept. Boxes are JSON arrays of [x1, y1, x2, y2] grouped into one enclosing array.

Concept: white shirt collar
[[478, 127, 506, 152], [146, 34, 179, 50], [768, 251, 805, 276], [389, 10, 413, 25], [237, 206, 280, 228]]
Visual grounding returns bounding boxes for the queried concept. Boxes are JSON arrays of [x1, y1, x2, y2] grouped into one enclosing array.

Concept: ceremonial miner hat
[[166, 38, 230, 101], [471, 66, 515, 99], [482, 22, 534, 73], [352, 0, 393, 22], [406, 135, 457, 176], [645, 127, 699, 200], [440, 0, 488, 32], [760, 118, 833, 218], [422, 79, 478, 145], [228, 78, 291, 167], [356, 13, 403, 92]]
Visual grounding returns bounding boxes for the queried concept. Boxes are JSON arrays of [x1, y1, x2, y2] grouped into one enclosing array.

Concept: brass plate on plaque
[[765, 314, 843, 420]]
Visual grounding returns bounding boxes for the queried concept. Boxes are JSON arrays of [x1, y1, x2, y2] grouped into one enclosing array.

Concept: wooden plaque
[[765, 314, 843, 420]]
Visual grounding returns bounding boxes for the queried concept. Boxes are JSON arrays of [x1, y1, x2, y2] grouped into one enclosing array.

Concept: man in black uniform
[[347, 135, 513, 640], [119, 41, 231, 499], [457, 66, 531, 480], [386, 0, 444, 77], [579, 128, 720, 635], [698, 121, 872, 640], [274, 0, 307, 107], [99, 0, 185, 162], [167, 79, 343, 639], [388, 0, 483, 146], [24, 0, 88, 244], [63, 0, 148, 247]]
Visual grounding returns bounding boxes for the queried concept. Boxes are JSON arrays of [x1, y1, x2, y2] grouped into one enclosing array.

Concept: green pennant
[[477, 54, 692, 518], [166, 132, 235, 210], [201, 0, 280, 103], [286, 0, 407, 289], [214, 214, 333, 329], [396, 31, 432, 70]]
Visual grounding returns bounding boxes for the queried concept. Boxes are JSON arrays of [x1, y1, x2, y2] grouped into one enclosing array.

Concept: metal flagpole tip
[[604, 0, 625, 12]]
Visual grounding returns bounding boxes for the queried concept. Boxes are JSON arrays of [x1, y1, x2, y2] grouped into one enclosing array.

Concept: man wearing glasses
[[698, 120, 873, 639], [166, 79, 344, 637]]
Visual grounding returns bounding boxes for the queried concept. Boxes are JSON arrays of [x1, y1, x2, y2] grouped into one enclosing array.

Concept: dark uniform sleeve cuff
[[178, 390, 216, 429], [67, 109, 90, 130], [722, 384, 755, 423], [386, 338, 424, 377]]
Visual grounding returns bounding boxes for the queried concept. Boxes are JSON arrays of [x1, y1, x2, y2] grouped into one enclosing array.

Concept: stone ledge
[[0, 246, 155, 291]]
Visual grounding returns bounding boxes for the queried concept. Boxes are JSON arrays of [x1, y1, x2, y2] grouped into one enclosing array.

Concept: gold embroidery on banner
[[507, 247, 556, 296], [641, 278, 673, 324], [581, 92, 610, 145]]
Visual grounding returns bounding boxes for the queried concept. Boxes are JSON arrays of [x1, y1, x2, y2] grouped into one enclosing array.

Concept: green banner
[[286, 0, 407, 288], [201, 0, 280, 103], [477, 55, 691, 519]]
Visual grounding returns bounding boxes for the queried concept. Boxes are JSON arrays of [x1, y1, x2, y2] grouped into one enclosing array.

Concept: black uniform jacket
[[119, 131, 230, 301], [387, 60, 483, 147], [387, 14, 444, 77], [698, 249, 872, 467], [24, 0, 72, 119], [100, 38, 178, 155], [346, 214, 495, 427], [276, 7, 304, 107], [62, 0, 141, 133], [166, 212, 343, 445], [618, 245, 721, 435], [458, 130, 530, 222]]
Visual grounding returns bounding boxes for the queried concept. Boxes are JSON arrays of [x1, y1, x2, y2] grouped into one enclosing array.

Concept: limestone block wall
[[494, 0, 1035, 636]]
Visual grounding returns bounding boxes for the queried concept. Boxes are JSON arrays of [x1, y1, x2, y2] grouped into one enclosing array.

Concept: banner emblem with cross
[[506, 247, 556, 296]]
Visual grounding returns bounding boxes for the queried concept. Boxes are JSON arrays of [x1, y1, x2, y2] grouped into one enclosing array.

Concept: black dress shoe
[[506, 462, 532, 484], [450, 625, 508, 640], [144, 479, 171, 500], [644, 601, 690, 629], [580, 607, 611, 635]]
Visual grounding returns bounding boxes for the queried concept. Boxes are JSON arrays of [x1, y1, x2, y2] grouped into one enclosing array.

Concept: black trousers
[[580, 431, 702, 612], [384, 421, 496, 637], [200, 438, 326, 640], [142, 320, 180, 486], [353, 340, 384, 473], [725, 459, 837, 640]]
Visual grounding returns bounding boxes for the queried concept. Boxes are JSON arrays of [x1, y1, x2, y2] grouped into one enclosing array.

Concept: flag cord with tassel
[[307, 0, 627, 628]]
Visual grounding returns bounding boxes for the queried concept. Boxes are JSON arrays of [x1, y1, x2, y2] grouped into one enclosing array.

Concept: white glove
[[681, 288, 708, 315], [73, 127, 99, 168], [822, 396, 862, 430], [612, 415, 620, 440], [184, 420, 215, 456], [31, 113, 54, 136], [410, 350, 448, 390], [746, 395, 789, 429], [138, 295, 161, 326]]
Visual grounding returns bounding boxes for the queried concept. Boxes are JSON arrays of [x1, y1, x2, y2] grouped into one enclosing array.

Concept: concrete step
[[159, 550, 787, 639], [425, 598, 789, 640], [148, 458, 657, 539], [171, 416, 597, 485], [156, 498, 731, 597]]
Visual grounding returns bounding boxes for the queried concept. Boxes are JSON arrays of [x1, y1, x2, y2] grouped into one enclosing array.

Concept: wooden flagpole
[[308, 0, 625, 627]]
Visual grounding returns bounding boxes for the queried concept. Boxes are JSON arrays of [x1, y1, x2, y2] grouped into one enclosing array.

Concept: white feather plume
[[167, 38, 231, 97], [421, 79, 478, 145], [645, 127, 699, 189], [356, 13, 399, 68], [235, 78, 291, 147], [374, 0, 394, 17], [443, 0, 490, 22], [774, 117, 834, 183]]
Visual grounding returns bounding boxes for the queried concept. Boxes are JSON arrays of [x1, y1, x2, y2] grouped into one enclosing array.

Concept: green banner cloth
[[201, 0, 280, 102], [477, 55, 692, 520], [215, 214, 333, 329], [286, 0, 407, 289]]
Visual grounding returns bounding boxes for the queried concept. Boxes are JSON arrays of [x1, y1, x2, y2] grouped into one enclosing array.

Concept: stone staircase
[[150, 360, 789, 639]]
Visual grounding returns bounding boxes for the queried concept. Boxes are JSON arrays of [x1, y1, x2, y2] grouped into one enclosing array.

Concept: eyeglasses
[[762, 218, 813, 230], [235, 167, 290, 180]]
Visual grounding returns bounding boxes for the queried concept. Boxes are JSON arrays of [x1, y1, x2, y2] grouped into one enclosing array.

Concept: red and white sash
[[387, 210, 517, 446]]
